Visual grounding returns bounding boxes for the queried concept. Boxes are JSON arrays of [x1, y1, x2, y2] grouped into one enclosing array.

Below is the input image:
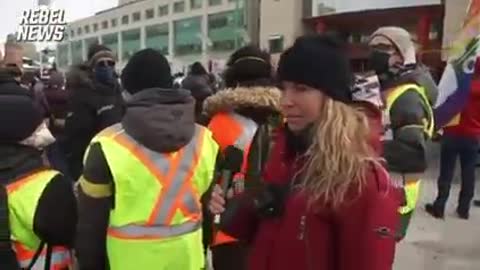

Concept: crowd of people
[[0, 25, 479, 270]]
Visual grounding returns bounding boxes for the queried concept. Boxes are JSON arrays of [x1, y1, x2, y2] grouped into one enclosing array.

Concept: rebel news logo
[[16, 7, 67, 42]]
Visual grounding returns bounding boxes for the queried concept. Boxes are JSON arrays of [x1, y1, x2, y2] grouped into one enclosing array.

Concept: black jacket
[[64, 65, 124, 181]]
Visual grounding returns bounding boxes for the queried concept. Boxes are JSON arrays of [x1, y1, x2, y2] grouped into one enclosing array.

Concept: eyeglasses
[[96, 60, 115, 68]]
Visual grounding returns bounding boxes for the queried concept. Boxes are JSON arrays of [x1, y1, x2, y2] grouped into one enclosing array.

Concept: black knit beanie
[[277, 35, 353, 103], [88, 44, 111, 60], [121, 49, 173, 94], [87, 44, 114, 68]]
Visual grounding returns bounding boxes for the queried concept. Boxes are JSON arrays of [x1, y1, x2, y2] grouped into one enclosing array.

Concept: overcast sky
[[0, 0, 117, 43]]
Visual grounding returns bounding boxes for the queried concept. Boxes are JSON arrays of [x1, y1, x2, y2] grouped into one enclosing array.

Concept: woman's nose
[[280, 90, 295, 108]]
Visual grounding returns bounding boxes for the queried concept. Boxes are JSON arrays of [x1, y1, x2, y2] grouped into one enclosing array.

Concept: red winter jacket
[[223, 128, 400, 270], [444, 79, 480, 138]]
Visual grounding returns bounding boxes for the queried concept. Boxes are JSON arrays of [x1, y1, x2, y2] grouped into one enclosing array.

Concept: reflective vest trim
[[229, 113, 258, 151], [385, 84, 435, 138], [108, 220, 201, 240], [6, 170, 46, 194], [14, 242, 71, 270], [103, 124, 206, 239], [8, 170, 72, 270]]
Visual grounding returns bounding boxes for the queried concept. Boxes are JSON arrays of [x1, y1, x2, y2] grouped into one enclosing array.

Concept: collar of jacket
[[203, 86, 281, 119]]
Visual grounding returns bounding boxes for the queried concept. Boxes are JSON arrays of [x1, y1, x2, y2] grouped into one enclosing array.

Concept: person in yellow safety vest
[[0, 67, 77, 270], [202, 45, 282, 270], [367, 27, 437, 240], [75, 49, 219, 270]]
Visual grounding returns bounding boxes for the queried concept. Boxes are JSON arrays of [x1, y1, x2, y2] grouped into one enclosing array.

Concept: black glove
[[218, 182, 290, 231], [252, 183, 290, 219]]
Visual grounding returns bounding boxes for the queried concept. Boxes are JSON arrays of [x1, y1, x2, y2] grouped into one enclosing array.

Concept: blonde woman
[[208, 35, 401, 270]]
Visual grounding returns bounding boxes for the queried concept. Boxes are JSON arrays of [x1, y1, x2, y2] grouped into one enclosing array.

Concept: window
[[208, 11, 243, 52], [212, 40, 235, 51], [84, 25, 90, 33], [102, 21, 108, 29], [146, 24, 169, 55], [121, 29, 141, 61], [269, 35, 284, 53], [111, 18, 117, 27], [158, 5, 169, 16], [209, 16, 228, 28], [133, 12, 141, 22], [93, 23, 98, 32], [122, 15, 129, 25], [174, 17, 202, 56], [146, 8, 154, 19], [77, 27, 82, 35], [209, 0, 222, 6], [191, 0, 202, 9], [70, 30, 75, 37], [174, 1, 185, 13], [102, 33, 119, 61]]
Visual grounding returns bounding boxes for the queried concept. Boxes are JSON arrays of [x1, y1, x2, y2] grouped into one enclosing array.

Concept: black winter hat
[[277, 35, 353, 103], [121, 49, 173, 94], [0, 69, 43, 142], [87, 44, 111, 60]]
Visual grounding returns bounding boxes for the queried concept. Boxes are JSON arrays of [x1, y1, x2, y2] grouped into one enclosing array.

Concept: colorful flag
[[434, 0, 480, 129]]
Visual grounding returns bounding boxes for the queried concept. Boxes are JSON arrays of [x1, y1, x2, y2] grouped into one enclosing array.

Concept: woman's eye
[[296, 85, 308, 92]]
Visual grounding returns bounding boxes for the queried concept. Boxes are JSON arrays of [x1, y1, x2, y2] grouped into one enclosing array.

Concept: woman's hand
[[209, 184, 227, 215]]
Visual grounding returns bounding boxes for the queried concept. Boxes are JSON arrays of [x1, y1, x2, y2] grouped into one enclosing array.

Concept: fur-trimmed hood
[[203, 86, 282, 118]]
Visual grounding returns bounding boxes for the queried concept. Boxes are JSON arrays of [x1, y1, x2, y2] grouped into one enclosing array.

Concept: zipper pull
[[298, 215, 306, 240]]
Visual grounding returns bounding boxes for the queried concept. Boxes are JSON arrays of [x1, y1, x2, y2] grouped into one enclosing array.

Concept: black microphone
[[215, 146, 243, 225]]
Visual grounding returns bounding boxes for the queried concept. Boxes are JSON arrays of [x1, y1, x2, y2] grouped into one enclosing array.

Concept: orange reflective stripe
[[147, 149, 184, 225], [174, 129, 205, 219], [112, 133, 167, 180], [106, 125, 207, 239], [14, 242, 71, 270], [6, 171, 45, 194]]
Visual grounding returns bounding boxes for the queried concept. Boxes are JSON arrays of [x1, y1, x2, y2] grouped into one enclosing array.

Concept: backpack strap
[[0, 184, 20, 270]]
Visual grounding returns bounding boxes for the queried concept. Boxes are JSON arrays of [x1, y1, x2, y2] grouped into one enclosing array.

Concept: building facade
[[57, 0, 249, 72]]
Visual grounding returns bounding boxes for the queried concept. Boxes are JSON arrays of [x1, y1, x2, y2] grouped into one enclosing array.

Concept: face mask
[[94, 66, 115, 85], [368, 50, 391, 75]]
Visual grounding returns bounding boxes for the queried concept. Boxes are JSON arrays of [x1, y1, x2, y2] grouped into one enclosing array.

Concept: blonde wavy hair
[[298, 98, 380, 208]]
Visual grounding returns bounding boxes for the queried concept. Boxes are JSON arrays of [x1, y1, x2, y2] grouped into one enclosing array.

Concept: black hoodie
[[76, 88, 215, 270]]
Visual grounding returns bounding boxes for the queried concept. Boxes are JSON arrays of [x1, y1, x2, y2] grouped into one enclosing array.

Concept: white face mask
[[20, 121, 56, 150], [352, 73, 384, 109], [122, 90, 132, 102]]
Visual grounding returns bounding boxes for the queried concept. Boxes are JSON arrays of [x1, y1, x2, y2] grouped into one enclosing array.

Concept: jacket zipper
[[298, 214, 314, 270]]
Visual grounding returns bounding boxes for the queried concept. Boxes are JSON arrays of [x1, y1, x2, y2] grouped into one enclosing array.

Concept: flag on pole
[[434, 0, 480, 129]]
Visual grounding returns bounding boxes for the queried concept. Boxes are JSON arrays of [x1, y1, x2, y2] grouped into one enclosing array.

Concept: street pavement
[[394, 142, 480, 270]]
